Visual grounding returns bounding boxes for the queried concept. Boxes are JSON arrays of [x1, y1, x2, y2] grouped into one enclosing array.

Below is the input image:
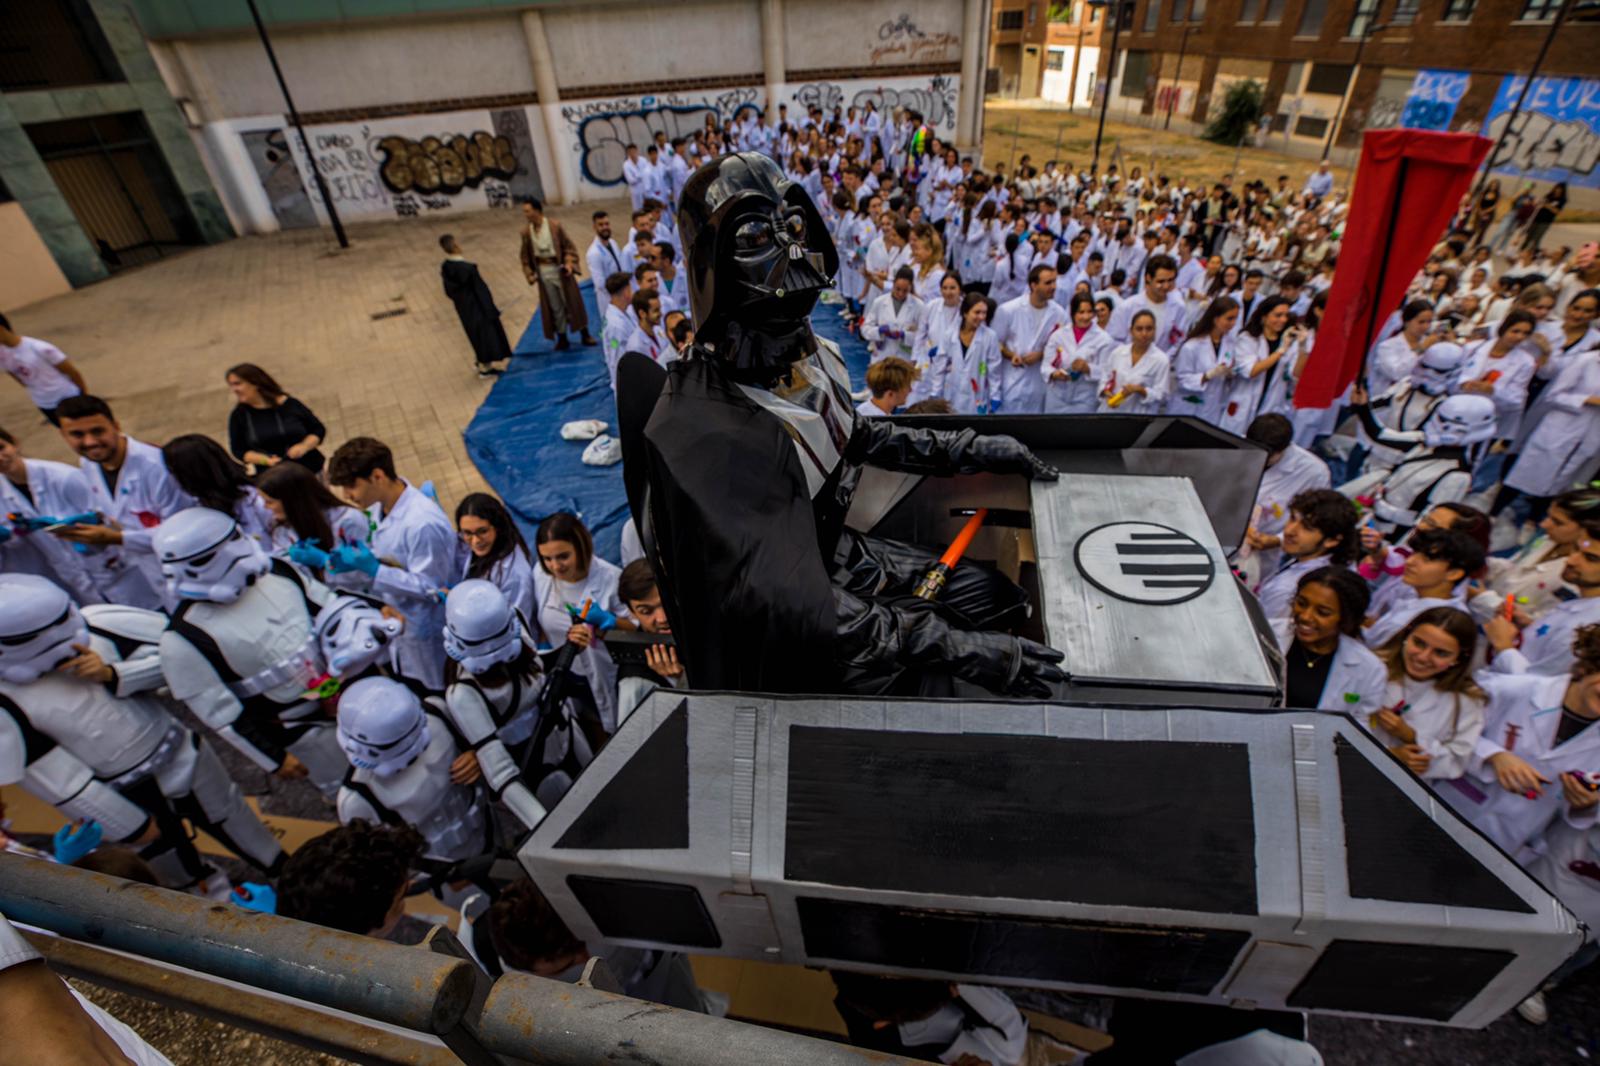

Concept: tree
[[1204, 79, 1265, 146]]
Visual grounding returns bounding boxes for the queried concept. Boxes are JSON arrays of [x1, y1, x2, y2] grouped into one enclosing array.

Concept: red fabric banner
[[1294, 130, 1490, 409]]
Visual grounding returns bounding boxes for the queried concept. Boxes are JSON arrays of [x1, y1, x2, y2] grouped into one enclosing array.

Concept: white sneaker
[[1515, 990, 1548, 1025]]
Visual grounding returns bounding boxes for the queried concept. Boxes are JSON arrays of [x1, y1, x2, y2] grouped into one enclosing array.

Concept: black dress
[[442, 257, 514, 367], [228, 397, 327, 474]]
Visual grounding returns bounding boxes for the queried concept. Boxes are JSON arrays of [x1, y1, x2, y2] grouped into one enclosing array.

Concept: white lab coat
[[1363, 589, 1469, 650], [467, 548, 538, 624], [623, 323, 674, 369], [77, 437, 195, 610], [1040, 323, 1114, 413], [1526, 817, 1600, 938], [861, 239, 911, 309], [910, 267, 945, 306], [1505, 352, 1600, 498], [532, 557, 626, 732], [585, 236, 626, 292], [992, 296, 1068, 414], [621, 157, 647, 210], [861, 292, 924, 364], [1096, 344, 1170, 414], [942, 325, 1002, 415], [0, 458, 103, 604], [1247, 444, 1332, 577], [1490, 596, 1600, 677], [912, 299, 961, 404], [1361, 675, 1487, 781], [1274, 619, 1388, 717], [954, 217, 995, 283], [1226, 332, 1292, 433], [833, 213, 869, 301], [602, 302, 635, 392], [1171, 335, 1232, 426], [1457, 340, 1538, 441], [1107, 293, 1189, 354], [1469, 535, 1577, 623], [268, 502, 371, 591], [368, 482, 462, 690], [1442, 672, 1600, 858], [1255, 554, 1337, 626]]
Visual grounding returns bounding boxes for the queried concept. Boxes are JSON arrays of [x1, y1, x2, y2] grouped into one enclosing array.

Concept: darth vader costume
[[620, 152, 1066, 698]]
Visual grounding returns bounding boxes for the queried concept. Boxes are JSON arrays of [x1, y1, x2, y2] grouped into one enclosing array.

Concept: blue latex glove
[[0, 524, 10, 545], [419, 480, 439, 502], [566, 601, 618, 633], [53, 820, 102, 864], [286, 538, 331, 570], [231, 882, 277, 914], [328, 540, 379, 578]]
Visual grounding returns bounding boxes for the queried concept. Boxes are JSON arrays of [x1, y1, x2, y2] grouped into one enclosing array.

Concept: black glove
[[968, 433, 1059, 481]]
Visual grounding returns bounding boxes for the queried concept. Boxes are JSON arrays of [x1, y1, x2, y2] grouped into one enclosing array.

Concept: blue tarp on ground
[[462, 280, 871, 562]]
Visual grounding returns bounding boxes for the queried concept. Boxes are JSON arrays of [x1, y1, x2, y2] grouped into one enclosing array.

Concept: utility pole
[[1322, 19, 1385, 162], [1165, 23, 1193, 130], [1467, 0, 1574, 210], [246, 0, 348, 249], [1089, 0, 1126, 174]]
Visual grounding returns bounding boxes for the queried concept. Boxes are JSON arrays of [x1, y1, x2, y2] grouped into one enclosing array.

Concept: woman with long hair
[[942, 292, 1002, 415], [1275, 566, 1388, 715], [162, 433, 274, 548], [255, 461, 370, 584], [1369, 299, 1444, 400], [225, 363, 327, 474], [1369, 607, 1488, 780], [1172, 296, 1240, 426], [456, 493, 536, 621], [1097, 309, 1169, 414], [1041, 292, 1114, 414], [1456, 308, 1538, 444], [1226, 295, 1301, 431], [912, 271, 964, 404], [956, 199, 998, 295], [532, 512, 632, 732], [908, 222, 946, 304], [1206, 262, 1241, 300]]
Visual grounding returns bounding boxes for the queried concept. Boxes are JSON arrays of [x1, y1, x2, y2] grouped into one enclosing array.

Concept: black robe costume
[[442, 257, 513, 367]]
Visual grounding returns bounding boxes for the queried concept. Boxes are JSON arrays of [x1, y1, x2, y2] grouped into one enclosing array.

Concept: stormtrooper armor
[[1346, 393, 1497, 536], [1365, 343, 1468, 472], [335, 677, 487, 865], [156, 515, 349, 795], [315, 595, 405, 678], [0, 574, 283, 887], [154, 507, 271, 604], [443, 581, 550, 831]]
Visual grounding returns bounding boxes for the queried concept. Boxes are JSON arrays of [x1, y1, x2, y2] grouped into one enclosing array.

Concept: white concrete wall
[[543, 0, 762, 85], [780, 73, 960, 135], [782, 0, 964, 72]]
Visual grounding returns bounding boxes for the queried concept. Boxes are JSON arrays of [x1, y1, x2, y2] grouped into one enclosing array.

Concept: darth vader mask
[[679, 152, 839, 379]]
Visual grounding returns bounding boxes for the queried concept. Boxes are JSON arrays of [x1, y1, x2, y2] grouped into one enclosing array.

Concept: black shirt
[[228, 396, 327, 474], [1556, 707, 1596, 747], [1285, 639, 1336, 709]]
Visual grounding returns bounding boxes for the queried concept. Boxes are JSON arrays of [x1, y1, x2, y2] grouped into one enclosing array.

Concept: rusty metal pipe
[[0, 854, 475, 1037]]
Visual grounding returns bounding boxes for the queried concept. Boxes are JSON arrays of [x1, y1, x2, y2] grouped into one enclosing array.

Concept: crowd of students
[[3, 98, 1600, 1061]]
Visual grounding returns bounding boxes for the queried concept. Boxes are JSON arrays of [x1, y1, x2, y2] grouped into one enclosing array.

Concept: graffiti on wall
[[241, 128, 317, 230], [1482, 76, 1600, 189], [789, 76, 959, 133], [562, 88, 761, 186], [871, 14, 960, 66], [374, 131, 516, 195]]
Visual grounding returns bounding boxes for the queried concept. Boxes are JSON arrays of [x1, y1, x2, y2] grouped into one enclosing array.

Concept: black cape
[[637, 356, 839, 694], [442, 258, 513, 366]]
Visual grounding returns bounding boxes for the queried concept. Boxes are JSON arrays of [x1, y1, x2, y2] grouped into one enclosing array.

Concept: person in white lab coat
[[1470, 488, 1599, 623], [1274, 566, 1387, 717], [907, 223, 946, 305], [1251, 489, 1357, 624], [1495, 346, 1600, 523], [0, 426, 102, 603], [861, 268, 924, 365], [1225, 296, 1301, 435], [861, 218, 912, 310], [1096, 310, 1170, 414], [599, 270, 636, 393], [855, 357, 918, 419], [1362, 527, 1482, 649], [1455, 310, 1538, 443], [327, 438, 461, 690], [1106, 253, 1188, 355], [621, 144, 648, 211], [911, 272, 963, 404], [1040, 292, 1114, 413], [585, 211, 627, 296], [255, 460, 373, 590], [942, 293, 1002, 415], [992, 265, 1068, 414], [1239, 414, 1334, 582], [454, 493, 536, 622], [1171, 297, 1241, 425], [1364, 606, 1487, 781], [161, 434, 276, 550], [1442, 626, 1600, 860], [1367, 300, 1442, 401], [531, 512, 632, 733], [623, 290, 674, 370], [52, 394, 195, 611], [1483, 531, 1600, 676]]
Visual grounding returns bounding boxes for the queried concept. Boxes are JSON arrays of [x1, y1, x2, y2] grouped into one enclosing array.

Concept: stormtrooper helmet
[[0, 574, 88, 684], [1410, 342, 1466, 396], [1424, 394, 1499, 448], [336, 676, 429, 775], [443, 580, 527, 674], [677, 152, 839, 380], [314, 596, 404, 678], [152, 508, 270, 604]]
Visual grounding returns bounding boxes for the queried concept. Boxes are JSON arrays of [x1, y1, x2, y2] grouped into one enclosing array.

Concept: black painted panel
[[1288, 939, 1514, 1020], [567, 875, 721, 948], [556, 700, 688, 850], [785, 726, 1258, 914]]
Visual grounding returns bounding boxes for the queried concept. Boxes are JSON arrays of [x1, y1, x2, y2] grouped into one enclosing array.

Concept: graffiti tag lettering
[[1485, 109, 1600, 181], [563, 89, 760, 186], [375, 131, 518, 195], [792, 77, 959, 132]]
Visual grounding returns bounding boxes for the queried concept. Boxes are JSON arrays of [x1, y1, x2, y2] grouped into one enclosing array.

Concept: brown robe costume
[[519, 216, 589, 339]]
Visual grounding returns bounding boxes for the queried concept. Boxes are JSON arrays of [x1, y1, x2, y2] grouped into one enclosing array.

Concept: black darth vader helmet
[[678, 152, 840, 377]]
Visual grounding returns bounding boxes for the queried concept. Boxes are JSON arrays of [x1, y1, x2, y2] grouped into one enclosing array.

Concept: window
[[1346, 0, 1380, 35], [1120, 0, 1136, 28], [1441, 0, 1476, 19], [1145, 0, 1161, 30], [1121, 50, 1152, 97], [0, 0, 124, 92], [999, 10, 1025, 29], [1189, 0, 1207, 19], [1285, 61, 1306, 94], [1029, 1, 1039, 24], [1519, 0, 1561, 17], [1296, 0, 1329, 36], [1239, 0, 1261, 19], [1262, 0, 1286, 20], [1172, 0, 1188, 19], [1294, 115, 1330, 138], [1391, 0, 1419, 23], [1047, 48, 1067, 70], [1305, 62, 1353, 95]]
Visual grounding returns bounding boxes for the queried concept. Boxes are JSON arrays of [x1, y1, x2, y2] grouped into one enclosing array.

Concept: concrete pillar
[[760, 0, 785, 114], [521, 9, 573, 206], [958, 0, 986, 150]]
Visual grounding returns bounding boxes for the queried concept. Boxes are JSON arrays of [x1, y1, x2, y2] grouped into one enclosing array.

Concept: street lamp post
[[1165, 23, 1193, 130], [1088, 0, 1127, 174], [1321, 19, 1385, 162]]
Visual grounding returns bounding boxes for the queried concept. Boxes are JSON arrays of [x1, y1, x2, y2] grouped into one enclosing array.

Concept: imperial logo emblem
[[1073, 521, 1217, 605]]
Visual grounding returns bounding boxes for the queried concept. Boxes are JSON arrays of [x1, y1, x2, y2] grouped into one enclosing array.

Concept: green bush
[[1205, 79, 1265, 146]]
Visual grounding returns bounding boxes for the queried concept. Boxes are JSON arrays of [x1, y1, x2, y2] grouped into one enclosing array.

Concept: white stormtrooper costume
[[1359, 342, 1468, 473], [153, 508, 349, 796], [443, 581, 554, 831], [335, 676, 488, 866], [0, 574, 283, 888], [1340, 394, 1498, 538]]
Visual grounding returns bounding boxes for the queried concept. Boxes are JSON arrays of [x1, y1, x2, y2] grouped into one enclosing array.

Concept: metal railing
[[0, 854, 916, 1066]]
